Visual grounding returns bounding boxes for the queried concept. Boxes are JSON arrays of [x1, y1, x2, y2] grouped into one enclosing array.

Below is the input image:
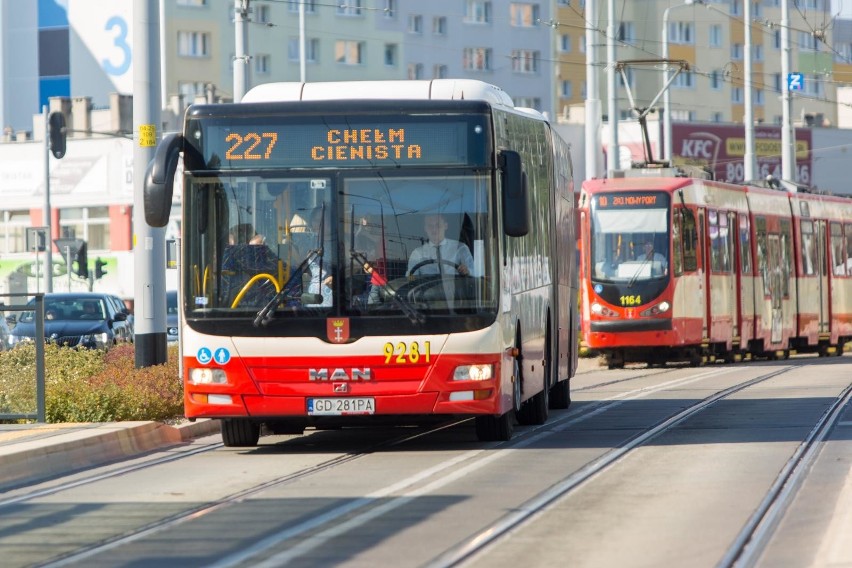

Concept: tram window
[[780, 219, 792, 297], [709, 209, 732, 273], [672, 210, 684, 276], [846, 223, 852, 276], [830, 222, 846, 276], [800, 220, 816, 276], [681, 208, 697, 272], [756, 217, 769, 296], [739, 213, 752, 275]]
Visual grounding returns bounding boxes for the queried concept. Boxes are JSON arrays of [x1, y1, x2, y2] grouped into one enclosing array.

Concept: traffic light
[[94, 258, 107, 280], [48, 111, 67, 159], [74, 242, 88, 279]]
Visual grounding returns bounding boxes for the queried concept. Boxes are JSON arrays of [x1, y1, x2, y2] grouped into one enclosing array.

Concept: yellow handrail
[[230, 273, 281, 308]]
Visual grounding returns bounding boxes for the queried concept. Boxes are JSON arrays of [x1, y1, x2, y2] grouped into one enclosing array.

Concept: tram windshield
[[590, 192, 670, 283]]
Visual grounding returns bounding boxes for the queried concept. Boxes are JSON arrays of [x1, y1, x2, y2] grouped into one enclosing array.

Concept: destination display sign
[[191, 116, 489, 169], [594, 192, 667, 209]]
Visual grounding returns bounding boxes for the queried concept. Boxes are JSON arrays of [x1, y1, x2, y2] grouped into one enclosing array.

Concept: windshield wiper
[[350, 250, 425, 324], [253, 248, 323, 327], [627, 256, 651, 288]]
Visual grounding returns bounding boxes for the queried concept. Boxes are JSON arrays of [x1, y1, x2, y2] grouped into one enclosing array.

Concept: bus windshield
[[590, 192, 670, 283], [183, 171, 498, 323]]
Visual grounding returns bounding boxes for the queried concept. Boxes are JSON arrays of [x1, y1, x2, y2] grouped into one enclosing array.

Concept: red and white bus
[[144, 79, 578, 445], [579, 171, 852, 368]]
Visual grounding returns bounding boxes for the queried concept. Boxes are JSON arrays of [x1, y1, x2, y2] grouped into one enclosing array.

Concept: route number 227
[[224, 132, 278, 160]]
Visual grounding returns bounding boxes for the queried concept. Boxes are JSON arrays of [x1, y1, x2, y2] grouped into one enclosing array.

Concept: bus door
[[817, 220, 829, 334], [767, 234, 783, 344]]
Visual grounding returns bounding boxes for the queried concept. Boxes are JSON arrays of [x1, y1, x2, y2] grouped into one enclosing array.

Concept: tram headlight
[[590, 302, 618, 317], [453, 364, 493, 381], [640, 301, 671, 317], [188, 368, 228, 385]]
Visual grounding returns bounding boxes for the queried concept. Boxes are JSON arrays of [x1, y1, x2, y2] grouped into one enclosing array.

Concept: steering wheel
[[409, 258, 465, 276]]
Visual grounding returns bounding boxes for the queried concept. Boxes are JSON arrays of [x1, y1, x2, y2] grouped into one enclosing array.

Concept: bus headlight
[[189, 368, 228, 385], [640, 301, 670, 316], [453, 364, 493, 381], [591, 302, 618, 317]]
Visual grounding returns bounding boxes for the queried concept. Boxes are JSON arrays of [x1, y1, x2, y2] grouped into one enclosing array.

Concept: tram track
[[10, 360, 843, 567]]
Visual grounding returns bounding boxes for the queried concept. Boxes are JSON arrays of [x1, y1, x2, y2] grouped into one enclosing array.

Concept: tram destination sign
[[595, 192, 666, 209], [192, 116, 489, 170]]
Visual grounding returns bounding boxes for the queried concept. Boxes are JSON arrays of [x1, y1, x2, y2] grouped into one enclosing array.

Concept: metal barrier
[[0, 293, 45, 422]]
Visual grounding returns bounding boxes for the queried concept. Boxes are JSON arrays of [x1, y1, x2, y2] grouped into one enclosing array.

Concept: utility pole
[[585, 0, 601, 179], [743, 0, 756, 181], [234, 0, 250, 102], [299, 0, 306, 82], [606, 0, 618, 175], [42, 106, 53, 292], [133, 0, 167, 367], [781, 0, 795, 183]]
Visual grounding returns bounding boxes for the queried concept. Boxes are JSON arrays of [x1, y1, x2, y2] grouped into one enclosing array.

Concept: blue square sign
[[788, 73, 803, 91]]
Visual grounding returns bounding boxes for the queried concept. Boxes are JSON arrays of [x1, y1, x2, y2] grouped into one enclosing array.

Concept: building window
[[433, 64, 448, 78], [559, 34, 571, 52], [710, 70, 721, 90], [408, 14, 423, 33], [732, 87, 743, 103], [288, 38, 319, 62], [712, 112, 723, 122], [256, 4, 270, 23], [178, 81, 207, 100], [731, 43, 742, 60], [835, 43, 852, 63], [408, 63, 424, 80], [617, 22, 635, 44], [59, 207, 110, 252], [384, 0, 396, 18], [288, 0, 317, 13], [803, 74, 823, 96], [335, 40, 364, 65], [773, 29, 781, 49], [755, 89, 764, 105], [177, 0, 206, 5], [510, 3, 539, 27], [561, 80, 572, 98], [511, 49, 540, 74], [463, 47, 492, 71], [433, 16, 447, 35], [514, 97, 541, 110], [580, 35, 586, 53], [709, 24, 722, 48], [799, 31, 819, 51], [384, 43, 398, 66], [337, 1, 363, 16], [755, 44, 763, 61], [177, 31, 210, 57], [773, 73, 782, 92], [673, 70, 694, 88], [668, 21, 693, 44], [464, 1, 492, 24], [0, 210, 30, 254], [255, 54, 270, 74], [671, 109, 691, 121]]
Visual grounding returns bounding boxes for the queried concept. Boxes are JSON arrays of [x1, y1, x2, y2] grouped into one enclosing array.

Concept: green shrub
[[0, 343, 182, 423]]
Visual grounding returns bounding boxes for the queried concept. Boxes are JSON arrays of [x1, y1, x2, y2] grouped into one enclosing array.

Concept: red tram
[[579, 172, 852, 368]]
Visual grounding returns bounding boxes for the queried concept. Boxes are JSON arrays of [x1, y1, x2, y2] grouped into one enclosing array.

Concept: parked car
[[166, 290, 179, 344], [0, 311, 11, 352], [107, 294, 134, 342], [8, 292, 132, 350]]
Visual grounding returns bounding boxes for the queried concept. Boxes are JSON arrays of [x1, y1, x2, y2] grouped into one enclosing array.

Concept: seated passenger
[[220, 226, 281, 307]]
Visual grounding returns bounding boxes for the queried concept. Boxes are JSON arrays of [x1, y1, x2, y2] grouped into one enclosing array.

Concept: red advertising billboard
[[671, 124, 812, 186]]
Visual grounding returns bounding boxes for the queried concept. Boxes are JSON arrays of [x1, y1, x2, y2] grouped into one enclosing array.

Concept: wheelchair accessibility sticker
[[196, 347, 231, 365]]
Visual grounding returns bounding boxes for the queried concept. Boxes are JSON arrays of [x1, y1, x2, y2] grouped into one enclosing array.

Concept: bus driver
[[407, 213, 474, 277]]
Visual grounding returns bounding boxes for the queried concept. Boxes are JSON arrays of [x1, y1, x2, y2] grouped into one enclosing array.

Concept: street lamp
[[662, 0, 702, 165]]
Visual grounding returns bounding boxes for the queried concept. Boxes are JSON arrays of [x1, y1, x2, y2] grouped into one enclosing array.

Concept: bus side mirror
[[144, 133, 183, 228], [500, 149, 529, 237]]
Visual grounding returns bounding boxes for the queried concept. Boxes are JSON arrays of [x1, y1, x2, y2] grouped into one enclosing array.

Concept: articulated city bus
[[144, 79, 577, 446]]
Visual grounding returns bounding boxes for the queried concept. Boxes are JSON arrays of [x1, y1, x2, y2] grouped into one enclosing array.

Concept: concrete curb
[[0, 419, 220, 492]]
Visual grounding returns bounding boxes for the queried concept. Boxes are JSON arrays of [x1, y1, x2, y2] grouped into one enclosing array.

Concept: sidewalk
[[0, 419, 220, 491]]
